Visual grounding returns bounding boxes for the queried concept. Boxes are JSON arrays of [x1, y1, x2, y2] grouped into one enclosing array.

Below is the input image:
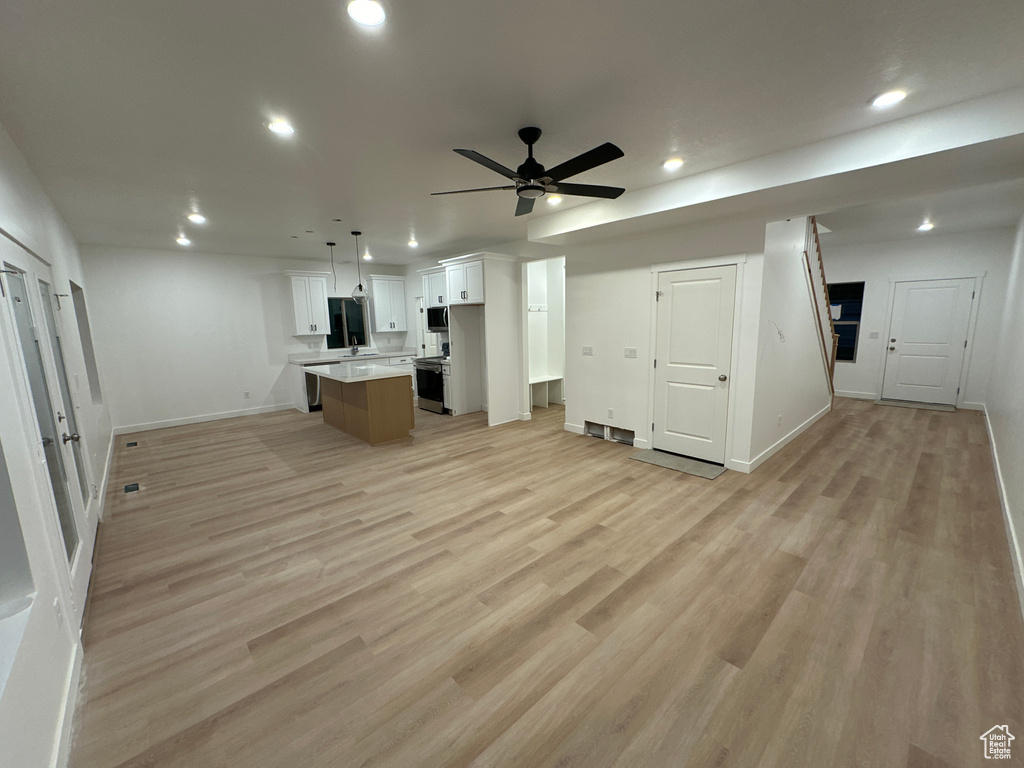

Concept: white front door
[[881, 278, 975, 405], [653, 265, 736, 463]]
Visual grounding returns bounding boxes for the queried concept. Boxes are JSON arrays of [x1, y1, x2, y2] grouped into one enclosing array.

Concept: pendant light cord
[[354, 233, 363, 289], [328, 242, 338, 291]]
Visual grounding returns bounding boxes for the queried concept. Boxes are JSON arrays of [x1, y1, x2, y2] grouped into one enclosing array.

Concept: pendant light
[[351, 230, 368, 304]]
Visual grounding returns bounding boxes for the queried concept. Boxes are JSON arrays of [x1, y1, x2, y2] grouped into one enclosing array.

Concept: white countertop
[[289, 349, 416, 366], [304, 362, 412, 384]]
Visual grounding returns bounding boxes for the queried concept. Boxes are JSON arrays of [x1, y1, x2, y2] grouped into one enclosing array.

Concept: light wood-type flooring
[[71, 400, 1024, 767]]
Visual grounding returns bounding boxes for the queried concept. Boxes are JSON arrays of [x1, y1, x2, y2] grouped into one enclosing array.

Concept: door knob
[[718, 374, 728, 382], [62, 432, 80, 444], [889, 346, 896, 351]]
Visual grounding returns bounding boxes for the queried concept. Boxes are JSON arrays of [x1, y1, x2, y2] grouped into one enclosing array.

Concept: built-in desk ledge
[[0, 594, 34, 698]]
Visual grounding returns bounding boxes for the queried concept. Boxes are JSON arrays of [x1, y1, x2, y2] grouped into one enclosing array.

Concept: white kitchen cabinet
[[289, 274, 330, 335], [423, 269, 447, 307], [368, 276, 407, 333], [446, 260, 484, 305]]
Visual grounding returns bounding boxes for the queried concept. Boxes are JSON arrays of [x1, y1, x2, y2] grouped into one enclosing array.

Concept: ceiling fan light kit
[[433, 126, 626, 216]]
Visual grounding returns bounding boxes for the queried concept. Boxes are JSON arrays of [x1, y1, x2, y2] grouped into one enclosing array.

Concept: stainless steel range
[[414, 356, 447, 413]]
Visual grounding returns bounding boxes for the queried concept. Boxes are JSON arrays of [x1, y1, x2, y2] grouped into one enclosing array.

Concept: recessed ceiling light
[[362, 252, 373, 260], [546, 195, 563, 206], [663, 157, 684, 171], [176, 236, 191, 246], [408, 240, 419, 247], [268, 120, 294, 135], [918, 219, 934, 231], [187, 213, 206, 224], [348, 0, 385, 26], [872, 90, 907, 108]]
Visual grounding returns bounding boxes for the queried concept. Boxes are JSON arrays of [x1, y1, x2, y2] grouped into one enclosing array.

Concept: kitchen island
[[306, 362, 414, 445]]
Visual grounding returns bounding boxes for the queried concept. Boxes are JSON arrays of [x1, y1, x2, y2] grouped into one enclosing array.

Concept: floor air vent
[[124, 483, 139, 493], [126, 441, 138, 447]]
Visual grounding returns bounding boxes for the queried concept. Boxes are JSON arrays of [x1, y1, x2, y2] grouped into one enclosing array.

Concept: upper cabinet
[[446, 260, 484, 305], [368, 276, 407, 333], [288, 273, 330, 335], [423, 269, 447, 308]]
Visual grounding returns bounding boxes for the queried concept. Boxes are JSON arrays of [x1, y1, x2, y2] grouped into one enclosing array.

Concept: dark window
[[827, 281, 865, 362], [326, 297, 369, 349]]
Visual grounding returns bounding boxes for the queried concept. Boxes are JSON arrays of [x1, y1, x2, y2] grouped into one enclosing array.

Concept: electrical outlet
[[608, 408, 614, 419], [243, 391, 251, 400], [624, 347, 638, 358], [53, 597, 64, 630], [582, 346, 594, 357], [777, 414, 782, 427]]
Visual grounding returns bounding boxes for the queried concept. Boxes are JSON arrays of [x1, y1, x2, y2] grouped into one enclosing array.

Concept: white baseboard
[[96, 430, 116, 521], [112, 403, 295, 435], [733, 403, 832, 474], [632, 437, 650, 450], [52, 639, 83, 768], [564, 422, 585, 435], [983, 406, 1024, 623], [518, 411, 532, 421], [960, 401, 985, 411], [834, 389, 877, 400]]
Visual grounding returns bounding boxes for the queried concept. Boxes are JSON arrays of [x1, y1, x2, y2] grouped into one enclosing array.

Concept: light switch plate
[[624, 347, 638, 358], [582, 346, 594, 357]]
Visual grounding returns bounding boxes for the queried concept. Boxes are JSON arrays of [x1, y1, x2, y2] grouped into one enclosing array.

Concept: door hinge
[[964, 339, 968, 348], [972, 290, 975, 299]]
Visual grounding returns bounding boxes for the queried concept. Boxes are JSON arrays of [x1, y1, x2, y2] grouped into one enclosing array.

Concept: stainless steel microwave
[[427, 306, 448, 332]]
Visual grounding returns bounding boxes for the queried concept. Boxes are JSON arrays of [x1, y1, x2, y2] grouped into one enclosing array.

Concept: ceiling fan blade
[[515, 196, 535, 216], [453, 149, 521, 180], [551, 182, 625, 199], [544, 142, 624, 183], [431, 186, 515, 196]]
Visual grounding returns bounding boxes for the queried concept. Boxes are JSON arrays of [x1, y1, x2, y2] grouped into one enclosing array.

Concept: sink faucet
[[349, 336, 359, 356]]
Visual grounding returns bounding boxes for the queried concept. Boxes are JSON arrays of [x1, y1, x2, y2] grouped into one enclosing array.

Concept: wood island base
[[320, 375, 414, 445]]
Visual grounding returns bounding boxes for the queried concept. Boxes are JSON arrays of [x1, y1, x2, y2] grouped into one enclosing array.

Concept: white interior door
[[881, 278, 975, 405], [2, 257, 93, 624], [653, 265, 736, 463]]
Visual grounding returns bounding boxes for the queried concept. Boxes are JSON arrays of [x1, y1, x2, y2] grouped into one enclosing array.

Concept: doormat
[[629, 450, 727, 479], [874, 399, 955, 413]]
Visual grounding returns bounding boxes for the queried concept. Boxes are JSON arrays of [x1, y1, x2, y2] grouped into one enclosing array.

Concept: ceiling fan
[[432, 127, 625, 216]]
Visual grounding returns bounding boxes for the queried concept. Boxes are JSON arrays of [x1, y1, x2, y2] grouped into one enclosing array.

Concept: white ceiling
[[1, 0, 1023, 264], [817, 178, 1024, 247]]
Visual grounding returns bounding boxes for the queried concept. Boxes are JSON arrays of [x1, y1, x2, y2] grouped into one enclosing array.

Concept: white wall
[[547, 258, 565, 379], [563, 218, 768, 449], [0, 118, 111, 768], [745, 218, 834, 467], [985, 212, 1024, 618], [822, 229, 1014, 406], [81, 247, 406, 431]]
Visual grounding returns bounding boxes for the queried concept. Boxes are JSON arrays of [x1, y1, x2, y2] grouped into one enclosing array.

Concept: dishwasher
[[302, 363, 335, 411]]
